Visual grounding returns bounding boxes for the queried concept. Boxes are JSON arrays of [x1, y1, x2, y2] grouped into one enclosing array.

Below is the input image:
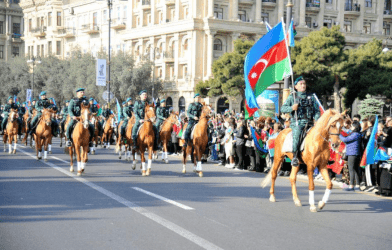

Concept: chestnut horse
[[22, 111, 29, 145], [68, 103, 91, 175], [115, 115, 137, 170], [262, 109, 344, 212], [3, 109, 19, 154], [102, 114, 115, 149], [135, 104, 156, 176], [90, 115, 100, 154], [156, 112, 180, 163], [22, 109, 36, 148], [34, 109, 54, 161], [182, 104, 212, 177]]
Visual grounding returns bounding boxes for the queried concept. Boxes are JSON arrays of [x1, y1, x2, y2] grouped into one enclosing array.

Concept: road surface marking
[[17, 147, 222, 250], [132, 187, 194, 210]]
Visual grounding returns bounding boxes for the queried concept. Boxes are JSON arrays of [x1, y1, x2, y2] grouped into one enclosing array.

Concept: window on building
[[213, 39, 222, 51], [148, 14, 152, 24], [305, 16, 312, 28], [12, 23, 20, 34], [323, 19, 332, 28], [57, 12, 62, 26], [36, 17, 40, 27], [93, 12, 98, 27], [384, 22, 391, 35], [363, 22, 371, 34], [365, 0, 372, 8], [48, 41, 52, 55], [179, 97, 185, 113], [214, 6, 223, 19], [0, 45, 3, 59], [261, 12, 269, 23], [183, 65, 188, 77], [48, 12, 52, 26], [238, 10, 246, 22], [326, 0, 332, 3], [29, 19, 32, 31], [344, 21, 352, 32], [0, 21, 3, 34], [117, 7, 121, 21], [103, 10, 107, 23], [56, 41, 61, 55], [184, 7, 189, 19], [166, 97, 173, 109], [217, 97, 229, 114], [123, 6, 127, 19], [41, 17, 44, 27]]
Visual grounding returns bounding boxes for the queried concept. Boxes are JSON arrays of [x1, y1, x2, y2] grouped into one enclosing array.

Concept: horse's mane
[[311, 109, 338, 138]]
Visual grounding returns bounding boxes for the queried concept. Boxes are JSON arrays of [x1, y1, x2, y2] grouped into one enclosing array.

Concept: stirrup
[[66, 140, 72, 147], [291, 157, 299, 167]]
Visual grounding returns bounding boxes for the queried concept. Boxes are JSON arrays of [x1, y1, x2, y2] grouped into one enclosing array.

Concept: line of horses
[[2, 103, 346, 213]]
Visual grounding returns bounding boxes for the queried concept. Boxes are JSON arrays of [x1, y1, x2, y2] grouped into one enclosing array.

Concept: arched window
[[166, 97, 173, 110], [179, 96, 186, 113], [217, 97, 229, 114], [213, 39, 222, 51]]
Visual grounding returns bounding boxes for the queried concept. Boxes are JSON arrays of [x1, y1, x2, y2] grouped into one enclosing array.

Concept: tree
[[291, 26, 346, 112], [357, 94, 384, 119], [343, 39, 392, 108], [196, 39, 254, 98]]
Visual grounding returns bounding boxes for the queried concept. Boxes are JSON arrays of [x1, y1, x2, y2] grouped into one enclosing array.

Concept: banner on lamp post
[[96, 59, 107, 86], [26, 89, 32, 103]]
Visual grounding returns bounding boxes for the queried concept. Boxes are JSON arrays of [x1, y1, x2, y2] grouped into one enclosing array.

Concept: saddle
[[181, 122, 198, 140], [282, 125, 312, 153]]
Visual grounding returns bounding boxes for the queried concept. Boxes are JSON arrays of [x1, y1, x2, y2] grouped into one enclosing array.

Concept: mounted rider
[[155, 99, 169, 147], [60, 100, 70, 133], [65, 88, 95, 147], [131, 90, 150, 150], [101, 103, 112, 119], [183, 93, 203, 148], [18, 102, 26, 118], [89, 98, 102, 134], [120, 97, 133, 138], [29, 92, 52, 135], [281, 76, 321, 167], [1, 96, 21, 135], [27, 98, 37, 131]]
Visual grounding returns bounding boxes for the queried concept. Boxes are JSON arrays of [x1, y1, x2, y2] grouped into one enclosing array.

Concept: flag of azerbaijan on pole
[[244, 21, 292, 118]]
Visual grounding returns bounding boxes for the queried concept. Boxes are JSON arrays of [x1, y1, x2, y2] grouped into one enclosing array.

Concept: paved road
[[1, 139, 391, 250]]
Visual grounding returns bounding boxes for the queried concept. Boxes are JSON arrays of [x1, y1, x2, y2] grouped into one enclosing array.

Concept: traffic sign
[[102, 91, 114, 102]]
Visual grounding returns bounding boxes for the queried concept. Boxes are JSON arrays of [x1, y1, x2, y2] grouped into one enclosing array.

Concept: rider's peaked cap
[[126, 97, 132, 102], [194, 93, 200, 98], [160, 99, 166, 103], [89, 98, 94, 101], [294, 76, 305, 85], [39, 91, 46, 96], [7, 96, 13, 101], [139, 90, 147, 95], [76, 88, 85, 92]]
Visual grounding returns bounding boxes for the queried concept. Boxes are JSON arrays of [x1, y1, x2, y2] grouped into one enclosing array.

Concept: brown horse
[[90, 115, 100, 154], [68, 103, 91, 175], [135, 103, 156, 176], [3, 109, 19, 154], [22, 109, 36, 148], [22, 111, 29, 145], [182, 104, 212, 177], [34, 109, 54, 161], [115, 114, 137, 170], [116, 120, 124, 158], [156, 112, 180, 163], [102, 114, 115, 149], [262, 109, 344, 212]]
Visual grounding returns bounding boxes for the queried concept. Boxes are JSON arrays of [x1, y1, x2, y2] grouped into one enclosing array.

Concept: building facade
[[20, 0, 392, 113], [0, 0, 24, 61]]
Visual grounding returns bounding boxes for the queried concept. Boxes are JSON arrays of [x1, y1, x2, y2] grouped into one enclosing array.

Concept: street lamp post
[[146, 47, 159, 99], [27, 56, 42, 100], [283, 0, 293, 104]]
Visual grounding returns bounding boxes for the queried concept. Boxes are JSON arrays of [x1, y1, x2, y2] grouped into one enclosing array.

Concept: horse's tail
[[261, 161, 282, 188]]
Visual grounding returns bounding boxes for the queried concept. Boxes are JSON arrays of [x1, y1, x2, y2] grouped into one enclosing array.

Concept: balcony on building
[[57, 28, 76, 38], [344, 2, 360, 17], [306, 1, 320, 13], [11, 33, 23, 43], [32, 26, 47, 38], [261, 0, 277, 9], [111, 18, 127, 30], [81, 24, 100, 34], [385, 9, 392, 21], [141, 0, 151, 10], [163, 51, 174, 62], [165, 0, 175, 6]]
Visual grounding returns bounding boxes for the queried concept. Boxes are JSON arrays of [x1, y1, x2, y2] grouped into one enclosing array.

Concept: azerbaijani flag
[[116, 98, 122, 121], [374, 147, 392, 162], [313, 93, 324, 115], [250, 127, 268, 154], [360, 115, 379, 168], [288, 18, 297, 47], [244, 100, 258, 120], [244, 21, 292, 116]]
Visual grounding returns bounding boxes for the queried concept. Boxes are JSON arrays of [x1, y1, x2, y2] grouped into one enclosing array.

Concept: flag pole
[[313, 93, 325, 112], [281, 18, 298, 126]]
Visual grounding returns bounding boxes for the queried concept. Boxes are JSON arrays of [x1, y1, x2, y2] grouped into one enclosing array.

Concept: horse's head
[[145, 104, 156, 123], [200, 104, 212, 120], [321, 109, 344, 149], [42, 109, 53, 126], [170, 112, 181, 126], [9, 110, 18, 122], [80, 102, 91, 129]]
